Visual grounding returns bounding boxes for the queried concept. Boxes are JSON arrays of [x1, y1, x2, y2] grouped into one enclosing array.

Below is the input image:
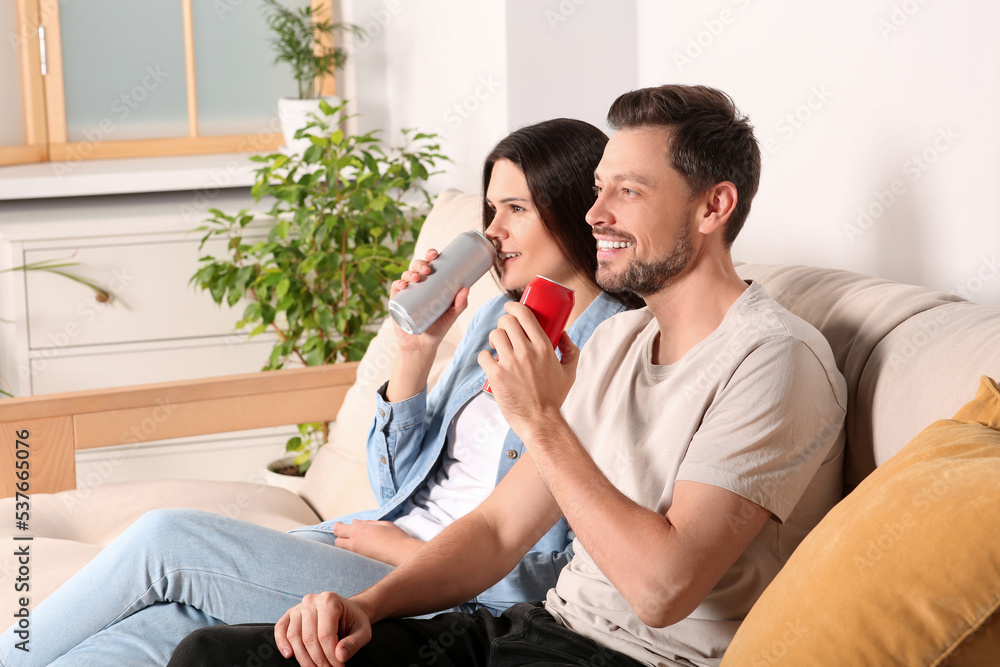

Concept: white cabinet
[[0, 188, 295, 487], [22, 237, 248, 350]]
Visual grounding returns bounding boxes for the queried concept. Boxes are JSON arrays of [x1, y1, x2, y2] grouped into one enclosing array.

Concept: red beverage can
[[483, 275, 575, 396]]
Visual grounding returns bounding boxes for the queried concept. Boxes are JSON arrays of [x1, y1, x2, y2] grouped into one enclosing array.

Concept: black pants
[[167, 602, 645, 667]]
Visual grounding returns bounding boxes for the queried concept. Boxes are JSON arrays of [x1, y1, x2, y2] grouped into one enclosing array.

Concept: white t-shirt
[[393, 392, 508, 542], [544, 282, 847, 667]]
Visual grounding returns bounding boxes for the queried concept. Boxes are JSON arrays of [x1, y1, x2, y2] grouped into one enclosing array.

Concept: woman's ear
[[697, 181, 738, 236]]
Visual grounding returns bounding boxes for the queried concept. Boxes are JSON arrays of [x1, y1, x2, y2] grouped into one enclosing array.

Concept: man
[[168, 85, 846, 667]]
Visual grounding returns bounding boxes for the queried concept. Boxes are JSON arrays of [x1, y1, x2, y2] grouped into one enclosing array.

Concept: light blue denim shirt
[[299, 291, 627, 615]]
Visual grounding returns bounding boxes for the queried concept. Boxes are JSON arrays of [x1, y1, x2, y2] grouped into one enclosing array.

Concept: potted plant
[[190, 100, 447, 481], [262, 0, 364, 155]]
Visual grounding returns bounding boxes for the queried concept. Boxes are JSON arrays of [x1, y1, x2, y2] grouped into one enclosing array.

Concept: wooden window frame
[[0, 0, 48, 166], [1, 0, 336, 167]]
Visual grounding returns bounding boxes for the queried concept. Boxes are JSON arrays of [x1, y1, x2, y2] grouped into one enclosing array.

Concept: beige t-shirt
[[544, 281, 847, 667]]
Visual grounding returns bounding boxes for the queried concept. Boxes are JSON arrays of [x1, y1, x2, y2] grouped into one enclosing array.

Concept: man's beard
[[596, 222, 693, 297]]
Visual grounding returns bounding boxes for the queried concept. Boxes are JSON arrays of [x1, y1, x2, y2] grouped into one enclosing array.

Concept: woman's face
[[484, 159, 575, 292]]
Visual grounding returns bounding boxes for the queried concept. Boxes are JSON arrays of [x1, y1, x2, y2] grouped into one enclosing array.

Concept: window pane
[[60, 0, 189, 142], [0, 2, 27, 147], [192, 0, 307, 137]]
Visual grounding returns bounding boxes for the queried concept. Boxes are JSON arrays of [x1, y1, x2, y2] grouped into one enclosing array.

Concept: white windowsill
[[0, 153, 268, 201]]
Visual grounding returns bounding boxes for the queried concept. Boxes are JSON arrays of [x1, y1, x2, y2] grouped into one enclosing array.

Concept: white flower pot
[[263, 455, 307, 494], [277, 96, 341, 156]]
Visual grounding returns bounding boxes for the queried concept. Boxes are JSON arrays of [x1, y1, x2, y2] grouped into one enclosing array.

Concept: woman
[[0, 119, 637, 667]]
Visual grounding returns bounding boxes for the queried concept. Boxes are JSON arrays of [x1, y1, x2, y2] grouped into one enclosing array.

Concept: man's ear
[[697, 181, 738, 235]]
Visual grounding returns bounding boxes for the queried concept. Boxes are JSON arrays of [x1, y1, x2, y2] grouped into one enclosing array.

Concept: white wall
[[342, 0, 638, 195], [342, 0, 508, 194], [344, 0, 999, 303], [636, 0, 1000, 303], [504, 0, 637, 132]]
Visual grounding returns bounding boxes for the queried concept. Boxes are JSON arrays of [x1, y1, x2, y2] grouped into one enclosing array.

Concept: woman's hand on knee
[[332, 520, 424, 566], [275, 591, 372, 667]]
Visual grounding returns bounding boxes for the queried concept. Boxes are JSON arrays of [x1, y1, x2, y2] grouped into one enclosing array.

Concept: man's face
[[587, 127, 695, 297]]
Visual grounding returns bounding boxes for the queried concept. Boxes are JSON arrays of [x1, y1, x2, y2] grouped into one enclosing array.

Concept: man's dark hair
[[607, 85, 761, 247]]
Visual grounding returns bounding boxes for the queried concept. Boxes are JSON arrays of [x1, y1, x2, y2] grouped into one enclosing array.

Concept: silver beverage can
[[388, 230, 497, 335]]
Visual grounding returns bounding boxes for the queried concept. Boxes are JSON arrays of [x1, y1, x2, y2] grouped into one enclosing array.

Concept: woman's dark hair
[[482, 118, 643, 308]]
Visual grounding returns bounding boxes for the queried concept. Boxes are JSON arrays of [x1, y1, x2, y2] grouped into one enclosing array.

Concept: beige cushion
[[721, 376, 1000, 666], [864, 302, 1000, 467], [736, 263, 999, 487], [300, 189, 499, 520]]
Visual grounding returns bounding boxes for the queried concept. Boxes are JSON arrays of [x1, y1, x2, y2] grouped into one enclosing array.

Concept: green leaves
[[260, 0, 364, 100], [273, 218, 290, 241], [318, 98, 337, 116], [190, 100, 447, 472]]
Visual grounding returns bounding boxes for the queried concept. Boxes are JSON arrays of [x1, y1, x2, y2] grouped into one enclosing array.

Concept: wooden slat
[[37, 0, 66, 145], [0, 145, 47, 166], [313, 0, 337, 98], [74, 385, 347, 449], [0, 363, 359, 421], [15, 0, 49, 153], [0, 364, 358, 498], [0, 416, 75, 497], [47, 133, 284, 161], [180, 0, 199, 138]]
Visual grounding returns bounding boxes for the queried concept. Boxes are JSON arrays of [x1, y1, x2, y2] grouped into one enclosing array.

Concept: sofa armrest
[[0, 363, 359, 498]]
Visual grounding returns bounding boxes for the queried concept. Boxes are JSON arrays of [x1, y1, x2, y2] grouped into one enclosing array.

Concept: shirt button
[[380, 456, 387, 465], [506, 450, 518, 460], [379, 409, 386, 418]]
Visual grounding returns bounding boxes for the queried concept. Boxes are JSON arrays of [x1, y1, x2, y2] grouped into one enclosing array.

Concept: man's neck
[[645, 254, 749, 366]]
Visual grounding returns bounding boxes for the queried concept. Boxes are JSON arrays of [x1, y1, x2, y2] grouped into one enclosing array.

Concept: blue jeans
[[0, 508, 449, 667]]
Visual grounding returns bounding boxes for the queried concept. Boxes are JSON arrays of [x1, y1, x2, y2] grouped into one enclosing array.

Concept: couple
[[0, 84, 846, 667]]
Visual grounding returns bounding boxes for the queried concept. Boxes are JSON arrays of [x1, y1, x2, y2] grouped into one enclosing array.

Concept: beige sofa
[[2, 189, 998, 663]]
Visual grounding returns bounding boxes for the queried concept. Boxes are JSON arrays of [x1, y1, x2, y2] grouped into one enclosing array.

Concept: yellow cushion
[[721, 376, 1000, 666]]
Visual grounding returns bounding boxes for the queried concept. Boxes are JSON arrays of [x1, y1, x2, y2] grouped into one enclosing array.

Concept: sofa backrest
[[736, 264, 1000, 489], [299, 188, 1000, 519]]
